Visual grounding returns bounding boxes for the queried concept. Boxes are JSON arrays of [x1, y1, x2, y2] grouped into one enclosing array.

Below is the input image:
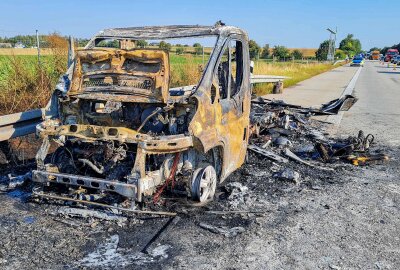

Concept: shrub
[[159, 41, 172, 51], [249, 40, 261, 60], [260, 44, 270, 59], [176, 47, 185, 55], [194, 46, 203, 55], [291, 49, 303, 60], [273, 45, 290, 60]]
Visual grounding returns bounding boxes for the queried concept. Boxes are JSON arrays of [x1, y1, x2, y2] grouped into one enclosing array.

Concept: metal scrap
[[0, 172, 31, 191], [199, 222, 245, 237], [248, 144, 289, 163], [273, 168, 300, 184], [252, 94, 358, 115], [57, 207, 128, 223]]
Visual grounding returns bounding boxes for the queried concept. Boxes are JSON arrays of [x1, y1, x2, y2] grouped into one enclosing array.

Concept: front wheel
[[191, 165, 217, 203]]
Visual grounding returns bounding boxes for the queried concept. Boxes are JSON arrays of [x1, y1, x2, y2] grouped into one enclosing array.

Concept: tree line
[[248, 41, 305, 60], [0, 34, 89, 48], [315, 34, 362, 61], [368, 43, 400, 55]]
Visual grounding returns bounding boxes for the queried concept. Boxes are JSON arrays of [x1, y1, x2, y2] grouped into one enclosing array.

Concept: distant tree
[[249, 40, 261, 60], [339, 34, 362, 56], [260, 44, 270, 59], [194, 46, 203, 55], [381, 47, 390, 55], [391, 43, 400, 53], [315, 40, 330, 61], [136, 40, 148, 48], [291, 49, 303, 60], [193, 43, 201, 47], [184, 44, 189, 47], [176, 47, 185, 55], [335, 49, 346, 59], [76, 38, 90, 47], [379, 43, 400, 55], [369, 47, 381, 52], [273, 45, 290, 60], [97, 39, 119, 48], [159, 41, 171, 51]]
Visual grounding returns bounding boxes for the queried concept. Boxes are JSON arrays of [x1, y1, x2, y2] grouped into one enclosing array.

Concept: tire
[[191, 164, 217, 203]]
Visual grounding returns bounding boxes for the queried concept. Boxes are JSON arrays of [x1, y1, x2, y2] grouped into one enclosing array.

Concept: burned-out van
[[33, 23, 251, 207]]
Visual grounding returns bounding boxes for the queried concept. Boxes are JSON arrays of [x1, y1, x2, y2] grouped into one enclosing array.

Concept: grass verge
[[253, 61, 344, 96]]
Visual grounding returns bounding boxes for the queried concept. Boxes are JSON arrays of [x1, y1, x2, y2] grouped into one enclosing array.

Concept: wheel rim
[[192, 165, 217, 202]]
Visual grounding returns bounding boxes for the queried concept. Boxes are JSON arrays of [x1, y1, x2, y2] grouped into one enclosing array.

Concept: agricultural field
[[287, 48, 317, 57]]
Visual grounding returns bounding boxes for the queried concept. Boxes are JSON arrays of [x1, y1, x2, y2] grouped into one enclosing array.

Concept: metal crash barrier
[[0, 109, 44, 142]]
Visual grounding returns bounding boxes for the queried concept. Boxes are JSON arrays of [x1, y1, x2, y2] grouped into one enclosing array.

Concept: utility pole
[[326, 27, 337, 62], [36, 30, 41, 65], [202, 46, 205, 66]]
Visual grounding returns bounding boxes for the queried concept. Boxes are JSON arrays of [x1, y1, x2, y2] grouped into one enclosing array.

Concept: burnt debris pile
[[248, 97, 389, 170]]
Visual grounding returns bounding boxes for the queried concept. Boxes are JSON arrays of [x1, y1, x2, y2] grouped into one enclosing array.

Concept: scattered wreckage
[[248, 96, 389, 174]]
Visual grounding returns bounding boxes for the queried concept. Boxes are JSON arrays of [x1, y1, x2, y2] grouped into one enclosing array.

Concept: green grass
[[0, 54, 342, 114], [252, 61, 344, 95], [0, 55, 57, 84]]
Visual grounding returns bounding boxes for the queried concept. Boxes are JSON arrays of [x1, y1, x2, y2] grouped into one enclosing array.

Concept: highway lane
[[337, 60, 400, 146]]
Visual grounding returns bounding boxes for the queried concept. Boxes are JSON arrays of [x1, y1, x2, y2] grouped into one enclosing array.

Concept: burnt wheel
[[191, 165, 217, 202]]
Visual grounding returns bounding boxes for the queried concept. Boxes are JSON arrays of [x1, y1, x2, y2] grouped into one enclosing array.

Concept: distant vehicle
[[351, 56, 365, 66], [393, 55, 400, 65], [379, 55, 385, 62], [371, 50, 380, 60], [384, 49, 399, 62]]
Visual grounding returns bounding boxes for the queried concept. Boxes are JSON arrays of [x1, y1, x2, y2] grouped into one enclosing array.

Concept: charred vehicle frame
[[32, 23, 252, 206]]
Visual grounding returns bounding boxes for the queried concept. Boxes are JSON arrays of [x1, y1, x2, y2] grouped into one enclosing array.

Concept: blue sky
[[0, 0, 398, 50]]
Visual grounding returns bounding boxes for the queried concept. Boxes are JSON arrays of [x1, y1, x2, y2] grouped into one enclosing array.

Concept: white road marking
[[326, 66, 362, 126]]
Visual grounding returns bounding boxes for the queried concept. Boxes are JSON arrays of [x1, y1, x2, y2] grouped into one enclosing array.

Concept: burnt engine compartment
[[61, 98, 194, 135], [51, 140, 135, 181], [49, 139, 201, 202]]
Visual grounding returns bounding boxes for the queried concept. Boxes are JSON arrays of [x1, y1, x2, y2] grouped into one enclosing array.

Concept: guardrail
[[250, 75, 287, 84], [0, 109, 44, 142]]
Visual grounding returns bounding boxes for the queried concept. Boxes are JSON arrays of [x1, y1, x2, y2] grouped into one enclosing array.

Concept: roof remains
[[94, 24, 246, 40]]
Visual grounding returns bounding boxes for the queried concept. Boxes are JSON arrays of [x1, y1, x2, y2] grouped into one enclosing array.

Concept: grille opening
[[77, 180, 84, 185], [91, 182, 100, 188], [69, 125, 78, 132], [61, 178, 70, 183], [108, 128, 118, 136]]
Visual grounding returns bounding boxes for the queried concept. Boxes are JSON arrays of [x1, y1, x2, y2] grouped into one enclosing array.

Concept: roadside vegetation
[[0, 34, 344, 115], [0, 34, 68, 115], [316, 34, 362, 60], [252, 61, 343, 96]]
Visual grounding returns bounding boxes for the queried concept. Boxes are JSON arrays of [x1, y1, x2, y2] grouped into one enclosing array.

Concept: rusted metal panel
[[69, 49, 170, 103]]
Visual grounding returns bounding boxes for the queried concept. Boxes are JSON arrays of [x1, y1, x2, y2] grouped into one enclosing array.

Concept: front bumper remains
[[32, 170, 137, 198]]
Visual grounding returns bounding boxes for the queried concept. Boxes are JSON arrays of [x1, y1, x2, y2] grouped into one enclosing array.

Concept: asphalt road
[[1, 60, 399, 270], [338, 60, 400, 146], [264, 63, 358, 107]]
